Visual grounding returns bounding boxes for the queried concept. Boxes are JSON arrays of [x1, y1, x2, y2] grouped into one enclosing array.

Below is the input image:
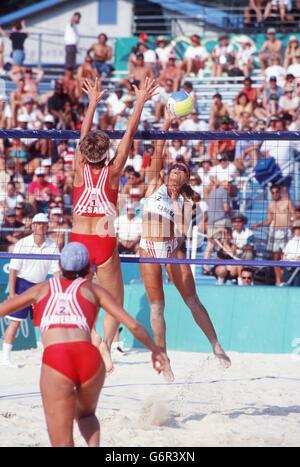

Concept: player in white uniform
[[139, 110, 231, 382]]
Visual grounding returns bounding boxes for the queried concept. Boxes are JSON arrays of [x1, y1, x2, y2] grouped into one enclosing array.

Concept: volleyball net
[[0, 128, 300, 276]]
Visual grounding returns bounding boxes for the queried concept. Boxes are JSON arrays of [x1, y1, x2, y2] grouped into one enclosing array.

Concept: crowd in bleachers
[[1, 10, 300, 285]]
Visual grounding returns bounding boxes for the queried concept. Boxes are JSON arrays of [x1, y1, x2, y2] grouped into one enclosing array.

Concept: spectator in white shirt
[[265, 56, 286, 88], [155, 36, 174, 69], [282, 221, 300, 286], [287, 52, 300, 78], [114, 204, 142, 254], [64, 12, 81, 69], [183, 35, 209, 76], [1, 213, 60, 367]]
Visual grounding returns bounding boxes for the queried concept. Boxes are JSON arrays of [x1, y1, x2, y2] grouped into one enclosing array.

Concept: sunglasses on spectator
[[241, 276, 252, 280]]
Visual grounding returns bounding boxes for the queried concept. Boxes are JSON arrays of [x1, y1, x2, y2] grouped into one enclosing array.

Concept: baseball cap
[[43, 114, 55, 123], [32, 213, 49, 223], [60, 242, 90, 272], [285, 84, 294, 92], [7, 208, 16, 217], [35, 167, 46, 176], [24, 97, 34, 104], [232, 212, 248, 223], [289, 35, 299, 42], [191, 34, 200, 44], [7, 160, 15, 169], [267, 28, 276, 34]]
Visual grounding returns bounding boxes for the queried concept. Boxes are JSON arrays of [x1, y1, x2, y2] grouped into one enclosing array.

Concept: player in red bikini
[[0, 242, 166, 447], [71, 77, 158, 371]]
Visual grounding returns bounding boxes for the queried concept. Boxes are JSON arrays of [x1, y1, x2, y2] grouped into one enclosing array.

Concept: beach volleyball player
[[139, 108, 231, 381], [0, 243, 166, 447], [71, 77, 158, 371]]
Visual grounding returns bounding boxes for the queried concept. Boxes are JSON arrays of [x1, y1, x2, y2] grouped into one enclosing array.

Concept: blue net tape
[[0, 252, 299, 268], [1, 129, 300, 141]]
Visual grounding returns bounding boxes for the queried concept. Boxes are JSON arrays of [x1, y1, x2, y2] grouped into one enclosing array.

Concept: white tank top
[[143, 184, 184, 222]]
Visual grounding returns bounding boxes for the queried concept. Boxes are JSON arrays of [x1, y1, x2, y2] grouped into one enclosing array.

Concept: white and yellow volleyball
[[167, 90, 193, 118]]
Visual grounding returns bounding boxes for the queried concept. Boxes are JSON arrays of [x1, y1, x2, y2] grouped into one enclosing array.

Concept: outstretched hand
[[132, 77, 159, 103], [82, 78, 106, 105]]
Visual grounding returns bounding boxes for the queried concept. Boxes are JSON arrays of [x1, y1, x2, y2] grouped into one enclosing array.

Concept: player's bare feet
[[162, 354, 175, 382], [99, 342, 114, 375], [213, 343, 231, 369]]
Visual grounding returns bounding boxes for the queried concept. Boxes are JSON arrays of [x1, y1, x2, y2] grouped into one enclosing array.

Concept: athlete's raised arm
[[147, 108, 173, 184], [111, 77, 159, 175]]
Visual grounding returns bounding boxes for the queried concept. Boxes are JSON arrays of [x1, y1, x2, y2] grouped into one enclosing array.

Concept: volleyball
[[167, 91, 193, 118]]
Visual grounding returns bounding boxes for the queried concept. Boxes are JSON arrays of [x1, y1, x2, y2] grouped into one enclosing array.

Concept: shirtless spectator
[[76, 56, 98, 98], [9, 67, 44, 102], [61, 68, 79, 104], [47, 81, 72, 124], [87, 33, 113, 77], [259, 28, 282, 71], [212, 35, 235, 78], [183, 35, 209, 76], [155, 36, 174, 70], [10, 78, 28, 126], [122, 53, 152, 92], [159, 56, 182, 91], [209, 93, 230, 130], [244, 0, 267, 24], [252, 185, 295, 286]]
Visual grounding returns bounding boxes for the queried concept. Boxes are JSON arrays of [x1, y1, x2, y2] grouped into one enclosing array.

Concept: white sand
[[0, 348, 300, 447]]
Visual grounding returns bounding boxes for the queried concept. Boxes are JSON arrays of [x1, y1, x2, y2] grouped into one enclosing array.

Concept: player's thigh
[[140, 259, 165, 303], [40, 364, 76, 445], [76, 366, 106, 418], [96, 248, 124, 306]]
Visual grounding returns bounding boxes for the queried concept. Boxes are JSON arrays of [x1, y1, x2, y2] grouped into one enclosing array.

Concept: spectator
[[155, 36, 174, 69], [64, 12, 81, 69], [286, 50, 300, 78], [0, 208, 24, 252], [212, 35, 235, 78], [231, 212, 256, 279], [197, 155, 213, 200], [252, 185, 295, 285], [264, 56, 286, 87], [2, 181, 24, 210], [10, 78, 28, 126], [244, 0, 267, 24], [284, 36, 300, 69], [282, 221, 300, 286], [259, 28, 282, 71], [152, 79, 174, 122], [0, 20, 28, 67], [240, 77, 259, 108], [122, 53, 152, 92], [47, 81, 72, 123], [87, 33, 113, 77], [203, 182, 232, 274], [263, 0, 292, 22], [232, 92, 254, 124], [61, 68, 79, 104], [235, 37, 256, 77], [159, 56, 182, 92], [76, 56, 98, 98], [0, 34, 3, 73], [114, 203, 142, 254], [139, 42, 158, 77], [209, 93, 230, 130], [28, 167, 60, 213], [100, 85, 125, 129], [166, 139, 191, 165], [278, 84, 300, 118], [48, 207, 69, 250], [239, 267, 254, 286], [212, 227, 238, 285], [262, 76, 284, 109], [183, 34, 209, 76]]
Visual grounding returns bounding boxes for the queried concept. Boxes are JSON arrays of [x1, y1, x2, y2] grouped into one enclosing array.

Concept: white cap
[[32, 213, 49, 223], [35, 167, 46, 176], [43, 114, 55, 123], [41, 159, 52, 167], [18, 114, 30, 123]]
